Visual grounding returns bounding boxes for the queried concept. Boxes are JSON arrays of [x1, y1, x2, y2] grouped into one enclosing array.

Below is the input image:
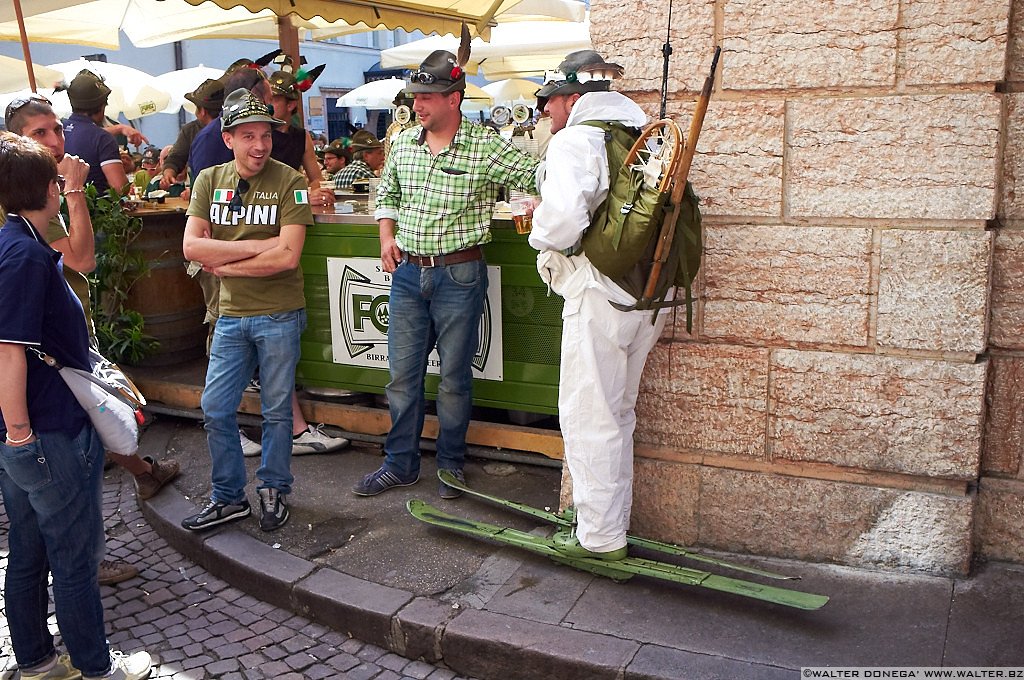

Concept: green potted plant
[[83, 185, 159, 364]]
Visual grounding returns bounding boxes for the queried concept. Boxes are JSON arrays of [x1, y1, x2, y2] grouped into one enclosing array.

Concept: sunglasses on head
[[228, 177, 250, 215], [409, 71, 443, 85], [4, 93, 52, 126]]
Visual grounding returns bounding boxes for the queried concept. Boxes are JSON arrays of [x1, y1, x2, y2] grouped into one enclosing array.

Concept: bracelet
[[63, 189, 85, 195], [5, 429, 33, 445]]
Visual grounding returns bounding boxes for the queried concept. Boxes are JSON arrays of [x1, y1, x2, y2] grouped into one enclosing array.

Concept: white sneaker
[[292, 424, 350, 455], [240, 430, 262, 457], [83, 650, 151, 680]]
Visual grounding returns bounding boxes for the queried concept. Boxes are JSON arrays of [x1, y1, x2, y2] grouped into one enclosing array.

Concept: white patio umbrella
[[482, 78, 542, 104], [337, 78, 493, 110], [380, 18, 592, 79], [46, 59, 171, 119], [153, 64, 225, 114], [0, 55, 62, 94]]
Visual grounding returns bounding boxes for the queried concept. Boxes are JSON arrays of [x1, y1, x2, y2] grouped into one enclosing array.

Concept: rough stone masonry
[[585, 0, 1018, 575]]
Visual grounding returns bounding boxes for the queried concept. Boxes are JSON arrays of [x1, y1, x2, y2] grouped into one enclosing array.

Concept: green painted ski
[[436, 470, 796, 581], [408, 499, 829, 611]]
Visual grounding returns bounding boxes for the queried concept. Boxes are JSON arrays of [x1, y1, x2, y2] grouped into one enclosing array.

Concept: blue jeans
[[384, 258, 488, 478], [201, 309, 306, 503], [0, 423, 111, 677]]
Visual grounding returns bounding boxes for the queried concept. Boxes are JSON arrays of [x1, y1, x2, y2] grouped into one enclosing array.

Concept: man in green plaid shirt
[[353, 49, 539, 500]]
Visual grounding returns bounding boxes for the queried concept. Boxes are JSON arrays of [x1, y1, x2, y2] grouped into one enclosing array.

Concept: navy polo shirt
[[0, 214, 90, 438], [63, 112, 121, 195], [189, 115, 232, 184]]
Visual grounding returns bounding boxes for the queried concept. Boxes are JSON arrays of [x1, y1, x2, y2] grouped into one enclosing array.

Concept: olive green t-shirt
[[45, 215, 94, 336], [187, 158, 311, 317]]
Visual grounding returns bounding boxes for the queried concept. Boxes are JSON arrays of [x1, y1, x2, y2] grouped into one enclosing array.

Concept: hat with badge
[[349, 130, 383, 152], [405, 25, 472, 96], [185, 78, 225, 114], [323, 138, 351, 158], [406, 50, 467, 95], [220, 88, 285, 130], [67, 69, 111, 110], [140, 145, 160, 167], [535, 50, 624, 99]]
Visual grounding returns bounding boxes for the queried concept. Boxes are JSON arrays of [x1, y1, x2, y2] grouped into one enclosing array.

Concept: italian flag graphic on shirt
[[213, 188, 234, 203], [294, 190, 309, 205]]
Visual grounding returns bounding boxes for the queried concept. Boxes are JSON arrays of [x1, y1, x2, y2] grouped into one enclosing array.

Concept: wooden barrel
[[125, 209, 206, 366]]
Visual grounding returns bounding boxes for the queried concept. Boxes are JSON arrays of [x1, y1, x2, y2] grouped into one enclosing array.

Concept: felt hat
[[269, 65, 326, 100], [349, 130, 383, 152], [66, 69, 111, 110], [323, 138, 350, 157], [185, 78, 225, 114], [221, 88, 285, 130], [405, 50, 466, 95], [535, 50, 624, 99]]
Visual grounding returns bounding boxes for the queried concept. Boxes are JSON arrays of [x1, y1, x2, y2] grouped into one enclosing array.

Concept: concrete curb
[[140, 487, 674, 680]]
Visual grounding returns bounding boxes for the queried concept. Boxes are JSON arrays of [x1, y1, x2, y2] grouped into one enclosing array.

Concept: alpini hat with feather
[[221, 88, 285, 130], [536, 50, 624, 99], [406, 24, 472, 95]]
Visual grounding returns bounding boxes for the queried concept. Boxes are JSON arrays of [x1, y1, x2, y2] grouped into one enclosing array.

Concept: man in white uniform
[[530, 51, 669, 561]]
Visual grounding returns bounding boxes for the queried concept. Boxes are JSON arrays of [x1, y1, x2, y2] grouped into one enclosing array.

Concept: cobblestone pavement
[[0, 465, 474, 680]]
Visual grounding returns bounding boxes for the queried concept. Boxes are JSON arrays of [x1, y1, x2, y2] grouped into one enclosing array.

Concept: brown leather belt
[[404, 245, 483, 268]]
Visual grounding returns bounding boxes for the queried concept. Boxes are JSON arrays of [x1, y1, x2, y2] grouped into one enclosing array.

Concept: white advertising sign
[[326, 257, 504, 381]]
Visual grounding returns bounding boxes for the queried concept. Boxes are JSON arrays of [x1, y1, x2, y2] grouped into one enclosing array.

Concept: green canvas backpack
[[578, 120, 703, 328]]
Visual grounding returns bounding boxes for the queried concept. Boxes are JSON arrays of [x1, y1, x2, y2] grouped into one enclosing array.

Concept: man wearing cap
[[181, 88, 312, 534], [352, 49, 539, 499], [189, 64, 350, 459], [321, 138, 350, 180], [528, 50, 666, 562], [331, 130, 384, 189], [159, 78, 224, 192], [62, 69, 130, 196]]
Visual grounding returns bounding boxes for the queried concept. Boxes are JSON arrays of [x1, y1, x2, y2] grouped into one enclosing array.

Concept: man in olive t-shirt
[[181, 88, 312, 534]]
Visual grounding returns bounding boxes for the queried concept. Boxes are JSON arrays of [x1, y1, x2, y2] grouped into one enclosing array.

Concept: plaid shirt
[[375, 119, 539, 256], [332, 159, 375, 189]]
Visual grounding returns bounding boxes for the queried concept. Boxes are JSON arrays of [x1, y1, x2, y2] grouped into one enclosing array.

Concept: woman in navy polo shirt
[[0, 132, 151, 680]]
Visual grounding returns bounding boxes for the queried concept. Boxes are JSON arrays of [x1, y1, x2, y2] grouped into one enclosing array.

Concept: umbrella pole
[[13, 0, 37, 92], [278, 15, 304, 122]]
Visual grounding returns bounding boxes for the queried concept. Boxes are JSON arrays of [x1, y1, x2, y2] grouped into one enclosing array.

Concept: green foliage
[[85, 185, 159, 364]]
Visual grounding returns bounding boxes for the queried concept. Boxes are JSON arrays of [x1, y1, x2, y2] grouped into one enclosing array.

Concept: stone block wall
[[585, 0, 1012, 575]]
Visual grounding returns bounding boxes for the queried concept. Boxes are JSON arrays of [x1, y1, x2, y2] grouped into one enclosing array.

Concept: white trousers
[[558, 281, 667, 552]]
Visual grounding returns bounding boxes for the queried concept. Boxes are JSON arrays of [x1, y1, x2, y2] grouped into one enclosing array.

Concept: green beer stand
[[297, 211, 562, 416]]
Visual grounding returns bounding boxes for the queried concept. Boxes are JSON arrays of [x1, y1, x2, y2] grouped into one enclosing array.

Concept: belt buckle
[[424, 254, 437, 267]]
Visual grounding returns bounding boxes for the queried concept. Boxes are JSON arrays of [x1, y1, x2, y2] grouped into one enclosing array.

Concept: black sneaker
[[181, 498, 251, 531], [352, 466, 419, 496], [257, 487, 289, 532], [438, 469, 465, 499]]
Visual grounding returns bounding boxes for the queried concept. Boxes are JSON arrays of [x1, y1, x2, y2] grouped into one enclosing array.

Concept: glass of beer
[[511, 196, 533, 235]]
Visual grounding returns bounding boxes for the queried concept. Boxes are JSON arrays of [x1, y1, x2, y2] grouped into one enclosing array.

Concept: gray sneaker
[[181, 498, 251, 531], [258, 487, 289, 531], [82, 650, 151, 680]]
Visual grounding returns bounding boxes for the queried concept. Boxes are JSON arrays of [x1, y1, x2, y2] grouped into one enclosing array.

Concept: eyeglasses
[[228, 177, 250, 215], [4, 93, 52, 127], [56, 175, 66, 193]]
